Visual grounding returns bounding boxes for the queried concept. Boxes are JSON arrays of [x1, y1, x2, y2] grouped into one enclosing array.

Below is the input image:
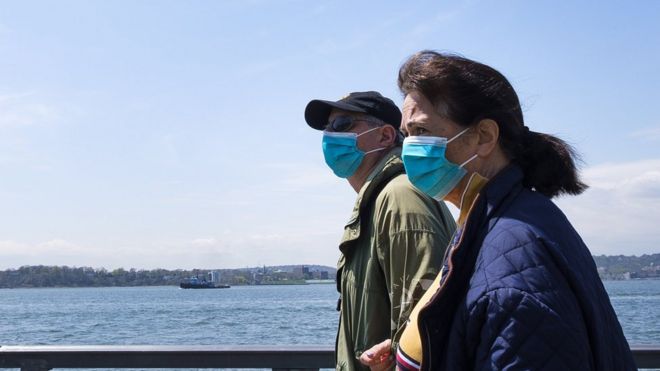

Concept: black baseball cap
[[304, 91, 402, 130]]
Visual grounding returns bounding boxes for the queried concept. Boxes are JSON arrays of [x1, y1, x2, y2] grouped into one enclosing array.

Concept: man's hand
[[359, 339, 394, 371]]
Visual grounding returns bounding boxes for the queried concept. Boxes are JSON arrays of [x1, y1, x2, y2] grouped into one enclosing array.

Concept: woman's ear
[[475, 119, 500, 157]]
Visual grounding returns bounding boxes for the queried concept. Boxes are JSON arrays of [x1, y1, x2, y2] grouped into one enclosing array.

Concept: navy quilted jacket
[[417, 165, 635, 370]]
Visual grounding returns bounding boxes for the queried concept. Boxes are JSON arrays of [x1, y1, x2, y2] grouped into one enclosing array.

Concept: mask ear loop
[[459, 154, 478, 168], [356, 126, 382, 137], [358, 126, 388, 155], [364, 147, 386, 155], [456, 153, 479, 215], [459, 172, 479, 211], [447, 127, 471, 144]]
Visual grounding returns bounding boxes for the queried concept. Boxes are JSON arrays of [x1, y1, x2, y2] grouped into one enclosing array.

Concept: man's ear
[[379, 125, 397, 146], [475, 119, 500, 157]]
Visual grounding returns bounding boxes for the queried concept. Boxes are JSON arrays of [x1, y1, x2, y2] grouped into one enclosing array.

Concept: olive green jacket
[[335, 148, 456, 371]]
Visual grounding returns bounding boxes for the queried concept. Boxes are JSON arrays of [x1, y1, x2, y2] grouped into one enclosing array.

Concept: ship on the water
[[179, 276, 230, 289]]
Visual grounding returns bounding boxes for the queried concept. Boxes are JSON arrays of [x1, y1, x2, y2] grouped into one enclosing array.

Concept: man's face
[[326, 109, 384, 153]]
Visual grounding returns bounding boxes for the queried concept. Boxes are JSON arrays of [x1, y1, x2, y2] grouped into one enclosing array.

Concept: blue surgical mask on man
[[322, 126, 385, 178], [401, 127, 478, 200]]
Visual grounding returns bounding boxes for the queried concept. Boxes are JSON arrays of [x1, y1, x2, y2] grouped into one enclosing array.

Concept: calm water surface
[[0, 284, 338, 345], [0, 280, 658, 346], [604, 279, 660, 344]]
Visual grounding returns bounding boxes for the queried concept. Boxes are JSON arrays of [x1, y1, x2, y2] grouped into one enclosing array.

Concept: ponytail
[[514, 130, 588, 198]]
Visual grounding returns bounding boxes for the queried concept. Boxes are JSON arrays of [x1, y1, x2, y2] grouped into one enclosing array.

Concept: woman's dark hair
[[398, 50, 587, 198]]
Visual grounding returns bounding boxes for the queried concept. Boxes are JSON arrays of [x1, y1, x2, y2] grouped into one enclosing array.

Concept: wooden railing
[[0, 345, 659, 370]]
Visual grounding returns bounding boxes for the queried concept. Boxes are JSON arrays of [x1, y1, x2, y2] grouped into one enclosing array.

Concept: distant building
[[209, 271, 221, 283]]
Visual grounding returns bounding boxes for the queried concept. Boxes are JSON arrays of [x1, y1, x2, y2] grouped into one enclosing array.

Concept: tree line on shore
[[593, 254, 660, 280], [0, 255, 658, 288], [0, 265, 337, 288]]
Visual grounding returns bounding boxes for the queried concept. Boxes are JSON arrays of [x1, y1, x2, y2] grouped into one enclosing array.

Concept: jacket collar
[[457, 173, 489, 226], [338, 147, 404, 253], [480, 163, 525, 218]]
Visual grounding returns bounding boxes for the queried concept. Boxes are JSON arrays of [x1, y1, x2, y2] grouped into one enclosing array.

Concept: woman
[[360, 51, 635, 370]]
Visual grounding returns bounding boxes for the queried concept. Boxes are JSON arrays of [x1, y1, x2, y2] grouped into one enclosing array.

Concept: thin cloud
[[0, 239, 86, 256], [630, 126, 660, 141], [0, 239, 91, 268], [582, 159, 660, 191], [0, 22, 10, 39], [172, 229, 342, 269], [0, 92, 61, 128], [309, 9, 411, 56], [556, 158, 660, 256], [406, 2, 471, 38], [0, 223, 341, 269], [191, 238, 219, 246], [235, 53, 301, 78], [311, 35, 373, 56], [0, 240, 28, 255], [264, 162, 340, 189], [620, 171, 660, 199], [310, 3, 329, 16], [37, 239, 86, 252]]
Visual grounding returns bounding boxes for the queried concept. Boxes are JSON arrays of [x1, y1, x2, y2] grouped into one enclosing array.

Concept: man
[[304, 91, 456, 371]]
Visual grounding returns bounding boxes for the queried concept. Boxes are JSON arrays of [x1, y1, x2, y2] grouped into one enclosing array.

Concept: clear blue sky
[[1, 0, 659, 269]]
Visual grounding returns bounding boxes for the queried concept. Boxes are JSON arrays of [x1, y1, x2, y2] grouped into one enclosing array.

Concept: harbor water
[[1, 280, 659, 346]]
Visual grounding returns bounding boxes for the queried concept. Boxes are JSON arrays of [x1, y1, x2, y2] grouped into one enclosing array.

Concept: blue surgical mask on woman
[[322, 126, 385, 178], [402, 127, 478, 200]]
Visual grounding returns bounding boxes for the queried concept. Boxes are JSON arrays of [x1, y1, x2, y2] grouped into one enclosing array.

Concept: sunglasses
[[325, 115, 384, 132]]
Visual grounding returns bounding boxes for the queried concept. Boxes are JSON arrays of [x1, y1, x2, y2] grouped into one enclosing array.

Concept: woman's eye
[[414, 127, 427, 135]]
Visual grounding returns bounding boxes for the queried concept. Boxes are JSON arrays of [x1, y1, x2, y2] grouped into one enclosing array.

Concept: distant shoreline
[[0, 265, 338, 289], [0, 283, 339, 289], [1, 257, 659, 288], [2, 278, 659, 290]]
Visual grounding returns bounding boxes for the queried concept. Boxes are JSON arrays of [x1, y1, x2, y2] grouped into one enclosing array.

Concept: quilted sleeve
[[467, 287, 593, 371]]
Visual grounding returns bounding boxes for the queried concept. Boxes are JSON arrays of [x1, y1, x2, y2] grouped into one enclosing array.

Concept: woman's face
[[402, 91, 476, 166], [402, 91, 482, 207]]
